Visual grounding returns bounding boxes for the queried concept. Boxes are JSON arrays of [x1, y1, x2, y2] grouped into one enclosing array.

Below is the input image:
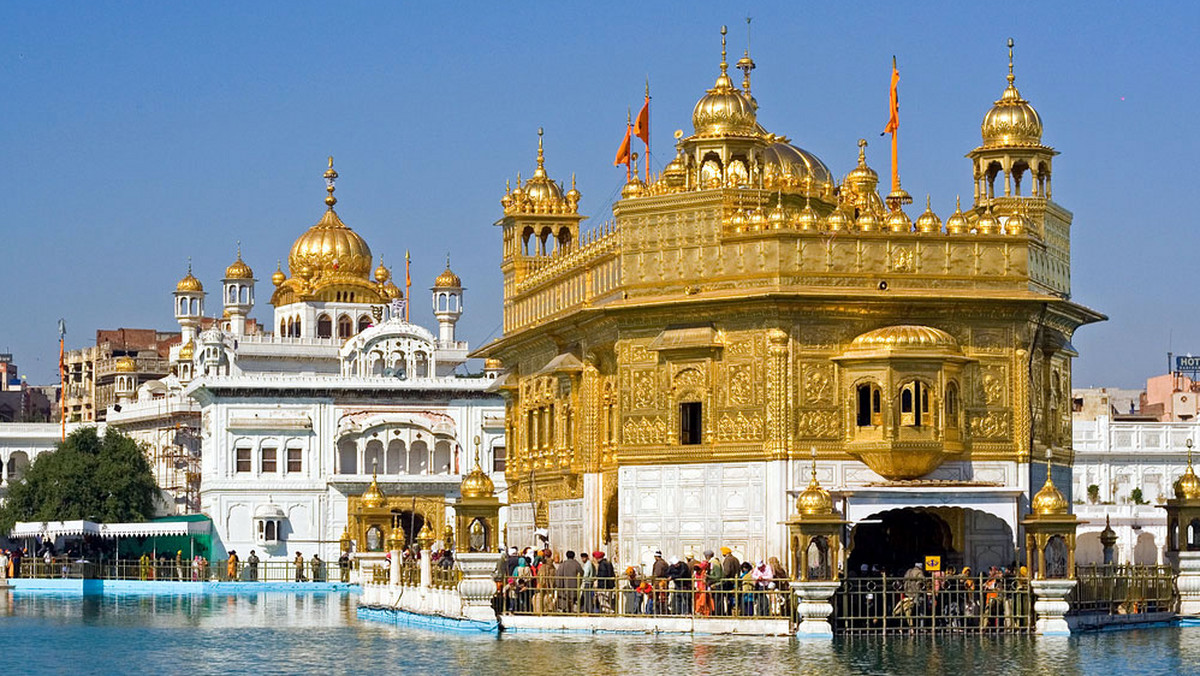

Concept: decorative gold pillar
[[766, 329, 790, 461]]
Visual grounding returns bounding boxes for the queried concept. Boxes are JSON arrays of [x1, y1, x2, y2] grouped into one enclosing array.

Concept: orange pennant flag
[[883, 57, 899, 135], [614, 124, 632, 168], [634, 97, 650, 146]]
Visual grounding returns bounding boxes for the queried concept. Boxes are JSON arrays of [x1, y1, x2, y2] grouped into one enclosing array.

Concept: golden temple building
[[475, 31, 1102, 573]]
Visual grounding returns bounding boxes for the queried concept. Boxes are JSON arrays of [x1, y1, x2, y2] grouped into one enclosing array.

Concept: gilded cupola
[[797, 460, 833, 516], [502, 129, 578, 216], [1032, 469, 1068, 516], [1177, 447, 1200, 501], [434, 264, 462, 289], [691, 26, 758, 137], [113, 356, 137, 373], [271, 261, 286, 287], [177, 340, 195, 362], [361, 472, 386, 509], [980, 41, 1043, 148], [945, 196, 970, 234], [460, 462, 496, 499], [176, 264, 203, 293], [914, 196, 942, 233], [224, 245, 254, 280]]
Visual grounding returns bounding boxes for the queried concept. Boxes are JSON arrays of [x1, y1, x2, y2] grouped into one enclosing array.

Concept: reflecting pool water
[[0, 591, 1192, 675]]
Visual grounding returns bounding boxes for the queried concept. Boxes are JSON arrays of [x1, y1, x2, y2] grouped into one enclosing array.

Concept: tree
[[1130, 487, 1146, 505], [0, 427, 158, 533], [1087, 484, 1101, 504]]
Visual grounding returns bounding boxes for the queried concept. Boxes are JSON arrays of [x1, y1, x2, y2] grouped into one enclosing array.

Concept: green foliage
[[1087, 484, 1101, 504], [0, 427, 158, 533], [1130, 487, 1147, 505]]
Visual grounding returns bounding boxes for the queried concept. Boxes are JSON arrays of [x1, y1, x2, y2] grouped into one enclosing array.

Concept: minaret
[[222, 243, 255, 337], [174, 260, 204, 344], [432, 258, 463, 346], [113, 356, 136, 406]]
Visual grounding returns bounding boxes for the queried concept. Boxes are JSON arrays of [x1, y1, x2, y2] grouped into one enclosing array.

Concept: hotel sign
[[1177, 356, 1200, 374]]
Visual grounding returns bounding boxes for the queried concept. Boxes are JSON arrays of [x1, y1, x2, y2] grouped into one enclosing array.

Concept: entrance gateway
[[840, 484, 1023, 575]]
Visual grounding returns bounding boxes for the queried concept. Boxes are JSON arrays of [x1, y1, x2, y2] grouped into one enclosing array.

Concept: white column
[[1172, 551, 1200, 616], [793, 581, 840, 638], [1031, 578, 1077, 635], [457, 552, 502, 623], [419, 549, 433, 590], [389, 549, 401, 587]]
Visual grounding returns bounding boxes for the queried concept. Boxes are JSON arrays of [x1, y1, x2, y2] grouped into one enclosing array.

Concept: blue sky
[[2, 2, 1197, 387]]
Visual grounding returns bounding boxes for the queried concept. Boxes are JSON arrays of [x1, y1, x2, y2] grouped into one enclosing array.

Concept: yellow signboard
[[925, 555, 941, 572]]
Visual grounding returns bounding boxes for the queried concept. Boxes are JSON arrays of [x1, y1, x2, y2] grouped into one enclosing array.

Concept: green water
[[0, 591, 1191, 675]]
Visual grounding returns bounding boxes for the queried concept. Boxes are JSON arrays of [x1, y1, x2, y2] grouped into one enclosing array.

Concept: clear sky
[[3, 2, 1197, 387]]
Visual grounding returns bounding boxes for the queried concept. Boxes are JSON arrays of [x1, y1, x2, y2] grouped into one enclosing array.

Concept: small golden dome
[[768, 199, 787, 229], [1032, 471, 1068, 515], [176, 265, 203, 293], [662, 150, 688, 187], [361, 474, 385, 509], [845, 139, 879, 194], [224, 247, 254, 280], [981, 39, 1043, 148], [885, 209, 912, 233], [374, 263, 390, 283], [797, 197, 820, 231], [566, 174, 582, 204], [381, 281, 403, 300], [484, 357, 503, 370], [416, 520, 435, 545], [975, 205, 1000, 235], [434, 264, 461, 289], [621, 175, 647, 199], [850, 325, 960, 351], [461, 463, 496, 499], [825, 207, 849, 231], [856, 209, 881, 232], [945, 196, 970, 234], [271, 261, 286, 286], [915, 196, 942, 233], [1177, 456, 1200, 501], [113, 356, 137, 373], [1004, 208, 1030, 236], [178, 340, 195, 361], [797, 465, 833, 516], [692, 28, 757, 137]]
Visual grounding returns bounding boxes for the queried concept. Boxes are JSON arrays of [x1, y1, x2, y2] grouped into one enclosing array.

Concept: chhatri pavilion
[[475, 31, 1102, 573]]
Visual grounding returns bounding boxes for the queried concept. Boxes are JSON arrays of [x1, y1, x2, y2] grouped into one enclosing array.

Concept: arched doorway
[[849, 508, 954, 575], [847, 507, 1016, 575]]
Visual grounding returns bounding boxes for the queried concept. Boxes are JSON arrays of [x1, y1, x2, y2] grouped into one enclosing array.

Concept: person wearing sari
[[693, 560, 714, 616]]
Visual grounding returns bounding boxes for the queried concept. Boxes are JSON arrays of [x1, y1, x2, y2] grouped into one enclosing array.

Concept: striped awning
[[10, 519, 210, 539]]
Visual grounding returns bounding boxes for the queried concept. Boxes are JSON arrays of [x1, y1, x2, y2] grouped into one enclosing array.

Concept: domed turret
[[825, 207, 849, 232], [224, 249, 254, 280], [797, 460, 833, 516], [885, 208, 912, 233], [461, 462, 495, 499], [374, 262, 391, 284], [361, 472, 385, 509], [691, 27, 758, 137], [975, 205, 1000, 235], [434, 265, 462, 289], [113, 356, 137, 373], [915, 196, 942, 233], [177, 267, 203, 293], [981, 42, 1043, 149], [945, 196, 970, 234], [1177, 448, 1200, 501], [1032, 470, 1068, 516]]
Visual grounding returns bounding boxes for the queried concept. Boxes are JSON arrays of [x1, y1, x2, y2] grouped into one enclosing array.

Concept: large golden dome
[[1032, 471, 1068, 515], [288, 208, 373, 281], [760, 142, 834, 193], [849, 325, 960, 352]]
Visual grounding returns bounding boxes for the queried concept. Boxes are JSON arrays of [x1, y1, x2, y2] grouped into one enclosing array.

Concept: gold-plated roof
[[760, 142, 834, 194], [502, 129, 578, 216], [484, 357, 503, 370], [289, 208, 373, 280], [460, 462, 495, 499], [178, 340, 195, 361], [224, 245, 254, 280], [1177, 449, 1200, 501], [176, 263, 203, 293], [361, 472, 385, 509], [113, 356, 137, 373], [849, 325, 960, 351], [981, 39, 1043, 148], [1032, 469, 1068, 515]]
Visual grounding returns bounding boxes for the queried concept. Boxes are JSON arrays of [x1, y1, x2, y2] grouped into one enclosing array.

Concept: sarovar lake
[[0, 591, 1189, 675]]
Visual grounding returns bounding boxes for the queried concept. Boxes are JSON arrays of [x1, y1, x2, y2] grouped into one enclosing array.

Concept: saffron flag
[[634, 97, 650, 145], [883, 57, 899, 135], [614, 124, 632, 167]]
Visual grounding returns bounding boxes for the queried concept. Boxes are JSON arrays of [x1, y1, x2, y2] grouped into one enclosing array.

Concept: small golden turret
[[361, 470, 385, 509], [945, 196, 970, 234]]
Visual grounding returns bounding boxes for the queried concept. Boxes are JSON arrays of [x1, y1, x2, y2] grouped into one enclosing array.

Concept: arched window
[[856, 383, 882, 427], [433, 441, 452, 474], [408, 440, 428, 475], [358, 315, 371, 333], [901, 381, 930, 427], [337, 315, 352, 339], [317, 314, 333, 339], [337, 439, 357, 474], [414, 352, 428, 378], [364, 440, 384, 475], [386, 439, 405, 474]]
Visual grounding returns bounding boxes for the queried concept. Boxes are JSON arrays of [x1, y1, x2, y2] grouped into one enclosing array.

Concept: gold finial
[[536, 127, 545, 170], [810, 445, 818, 482], [187, 257, 192, 275], [324, 156, 338, 208], [857, 138, 868, 164], [236, 241, 242, 260], [1007, 37, 1015, 84], [720, 25, 728, 74], [737, 16, 755, 94]]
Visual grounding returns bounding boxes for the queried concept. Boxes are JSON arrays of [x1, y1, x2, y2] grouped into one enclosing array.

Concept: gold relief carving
[[726, 364, 754, 407], [628, 343, 655, 364], [969, 411, 1011, 440], [632, 369, 658, 409], [622, 416, 667, 445], [891, 247, 915, 273], [982, 367, 1006, 406], [802, 363, 834, 405], [726, 337, 757, 358], [972, 328, 1008, 350], [716, 411, 764, 441], [672, 366, 706, 397], [796, 409, 841, 439]]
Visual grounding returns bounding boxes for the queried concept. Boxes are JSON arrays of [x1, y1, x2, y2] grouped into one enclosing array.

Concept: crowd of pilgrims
[[492, 546, 792, 616]]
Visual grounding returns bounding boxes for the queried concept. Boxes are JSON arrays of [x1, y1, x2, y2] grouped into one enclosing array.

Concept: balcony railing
[[1068, 564, 1176, 615]]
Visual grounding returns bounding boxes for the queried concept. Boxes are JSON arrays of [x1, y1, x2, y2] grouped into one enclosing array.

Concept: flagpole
[[890, 56, 899, 194], [58, 319, 65, 441], [626, 109, 632, 181], [644, 78, 650, 184], [404, 250, 411, 321]]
